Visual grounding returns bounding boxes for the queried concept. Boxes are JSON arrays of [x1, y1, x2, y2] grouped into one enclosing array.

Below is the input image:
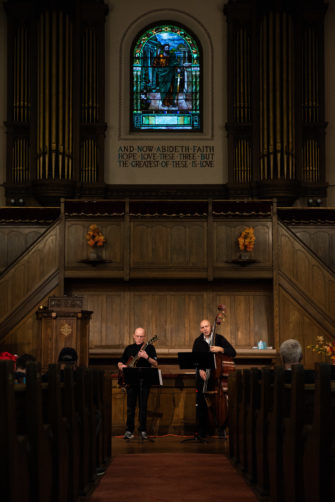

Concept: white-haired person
[[279, 339, 303, 370]]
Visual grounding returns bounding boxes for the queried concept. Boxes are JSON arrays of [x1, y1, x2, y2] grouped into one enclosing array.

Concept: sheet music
[[158, 369, 163, 386]]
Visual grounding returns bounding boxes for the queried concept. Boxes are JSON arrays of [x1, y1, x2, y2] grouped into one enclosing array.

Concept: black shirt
[[121, 343, 157, 368], [192, 333, 236, 358], [192, 333, 236, 387]]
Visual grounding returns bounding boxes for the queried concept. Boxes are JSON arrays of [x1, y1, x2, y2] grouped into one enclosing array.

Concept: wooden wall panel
[[233, 295, 253, 347], [280, 232, 295, 277], [290, 226, 335, 271], [63, 217, 275, 278], [279, 287, 332, 368], [66, 223, 86, 265], [295, 248, 310, 292], [65, 220, 124, 268], [214, 221, 272, 267], [278, 224, 335, 322], [0, 278, 9, 320], [329, 280, 335, 318], [0, 224, 60, 324], [86, 293, 126, 348], [69, 281, 273, 353], [1, 286, 61, 356], [224, 293, 273, 348], [130, 221, 206, 267], [0, 226, 46, 272]]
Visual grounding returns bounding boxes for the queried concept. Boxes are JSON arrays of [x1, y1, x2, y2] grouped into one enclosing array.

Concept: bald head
[[200, 319, 212, 338], [133, 327, 146, 345]]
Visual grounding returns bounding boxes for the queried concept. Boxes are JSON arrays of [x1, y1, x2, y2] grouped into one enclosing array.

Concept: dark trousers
[[126, 382, 150, 433]]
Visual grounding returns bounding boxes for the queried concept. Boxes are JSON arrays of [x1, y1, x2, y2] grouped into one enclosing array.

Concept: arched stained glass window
[[132, 24, 201, 131]]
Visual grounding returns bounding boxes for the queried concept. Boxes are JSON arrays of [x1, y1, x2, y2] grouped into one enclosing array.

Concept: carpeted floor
[[89, 453, 259, 502]]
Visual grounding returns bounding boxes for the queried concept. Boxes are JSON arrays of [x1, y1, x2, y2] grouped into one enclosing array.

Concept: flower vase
[[240, 251, 251, 261], [88, 247, 103, 261]]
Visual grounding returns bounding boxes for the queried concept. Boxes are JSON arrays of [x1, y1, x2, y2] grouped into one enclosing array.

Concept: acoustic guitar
[[118, 335, 159, 389]]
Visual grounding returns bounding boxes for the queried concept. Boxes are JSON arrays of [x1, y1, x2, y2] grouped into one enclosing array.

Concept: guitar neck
[[127, 337, 157, 367]]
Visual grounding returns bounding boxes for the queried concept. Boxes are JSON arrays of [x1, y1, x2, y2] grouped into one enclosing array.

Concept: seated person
[[15, 353, 36, 383], [279, 339, 303, 370], [42, 347, 78, 382], [58, 347, 78, 370]]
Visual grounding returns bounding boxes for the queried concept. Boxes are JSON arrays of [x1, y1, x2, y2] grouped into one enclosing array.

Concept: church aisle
[[88, 436, 259, 502]]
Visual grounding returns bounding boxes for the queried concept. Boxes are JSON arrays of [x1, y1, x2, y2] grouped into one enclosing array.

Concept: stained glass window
[[132, 24, 201, 131]]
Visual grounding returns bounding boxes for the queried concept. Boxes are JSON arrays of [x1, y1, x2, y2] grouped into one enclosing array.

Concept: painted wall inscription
[[118, 145, 215, 169]]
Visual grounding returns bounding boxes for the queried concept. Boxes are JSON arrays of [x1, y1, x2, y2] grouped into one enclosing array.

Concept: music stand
[[177, 352, 216, 443], [123, 367, 163, 386], [123, 368, 163, 442], [177, 352, 216, 371]]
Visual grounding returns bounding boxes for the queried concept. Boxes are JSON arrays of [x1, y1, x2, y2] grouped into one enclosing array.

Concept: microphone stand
[[181, 364, 208, 444]]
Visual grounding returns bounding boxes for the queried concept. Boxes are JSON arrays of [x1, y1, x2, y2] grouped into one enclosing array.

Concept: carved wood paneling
[[0, 227, 47, 272], [0, 287, 61, 356], [36, 311, 91, 371], [130, 221, 207, 268], [65, 220, 124, 267], [64, 215, 273, 278], [69, 281, 273, 352], [278, 223, 335, 321], [279, 287, 332, 368], [0, 224, 60, 324], [214, 221, 272, 266], [290, 226, 335, 271]]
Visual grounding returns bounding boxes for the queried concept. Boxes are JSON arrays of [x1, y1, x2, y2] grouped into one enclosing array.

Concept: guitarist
[[117, 327, 158, 440]]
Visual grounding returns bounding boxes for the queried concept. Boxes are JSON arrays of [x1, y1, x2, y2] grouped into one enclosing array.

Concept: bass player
[[118, 327, 158, 440], [192, 318, 236, 439]]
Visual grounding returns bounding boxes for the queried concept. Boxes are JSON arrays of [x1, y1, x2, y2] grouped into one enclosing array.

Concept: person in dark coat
[[192, 319, 236, 438]]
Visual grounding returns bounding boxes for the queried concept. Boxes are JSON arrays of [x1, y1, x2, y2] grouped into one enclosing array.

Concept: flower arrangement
[[307, 336, 335, 363], [238, 227, 256, 252], [0, 351, 17, 363], [86, 224, 106, 248]]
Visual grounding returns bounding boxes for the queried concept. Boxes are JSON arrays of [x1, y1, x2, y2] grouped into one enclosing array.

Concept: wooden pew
[[267, 367, 314, 502], [0, 360, 30, 502], [1, 360, 112, 502], [237, 369, 250, 473], [255, 367, 273, 497], [266, 366, 286, 502], [25, 362, 54, 502], [75, 367, 91, 495], [228, 369, 242, 464], [303, 363, 334, 502], [92, 368, 112, 472], [281, 364, 314, 502], [229, 363, 335, 502], [86, 369, 97, 482], [94, 369, 104, 470], [46, 364, 70, 502], [245, 367, 261, 484], [103, 371, 112, 462], [63, 365, 81, 502]]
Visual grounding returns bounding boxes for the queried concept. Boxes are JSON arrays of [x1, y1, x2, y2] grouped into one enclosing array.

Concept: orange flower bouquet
[[307, 336, 335, 363], [86, 224, 106, 247], [238, 227, 256, 252]]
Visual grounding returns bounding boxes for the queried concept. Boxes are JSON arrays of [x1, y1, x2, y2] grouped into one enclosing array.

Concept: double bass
[[203, 305, 235, 430]]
